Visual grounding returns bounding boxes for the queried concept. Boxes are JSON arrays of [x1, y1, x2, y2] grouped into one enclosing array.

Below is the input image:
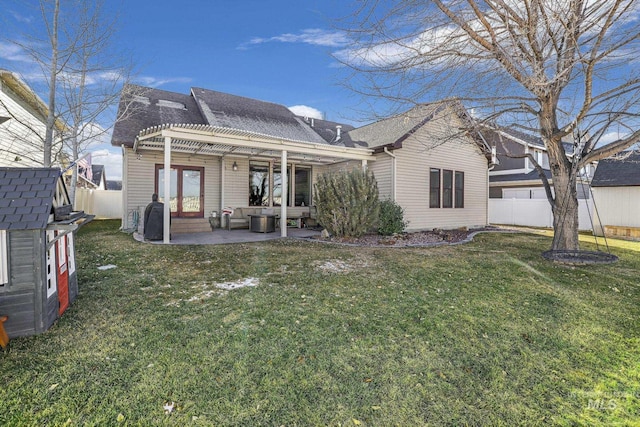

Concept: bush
[[377, 199, 407, 235], [314, 169, 379, 238]]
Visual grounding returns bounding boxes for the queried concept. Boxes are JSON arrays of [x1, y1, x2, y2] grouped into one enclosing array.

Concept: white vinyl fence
[[75, 188, 123, 219], [489, 198, 594, 231]]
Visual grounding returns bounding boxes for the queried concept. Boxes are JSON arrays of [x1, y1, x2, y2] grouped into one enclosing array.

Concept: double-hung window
[[430, 169, 465, 209]]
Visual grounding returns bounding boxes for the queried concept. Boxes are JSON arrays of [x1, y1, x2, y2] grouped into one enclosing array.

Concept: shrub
[[377, 199, 407, 235], [314, 169, 379, 238]]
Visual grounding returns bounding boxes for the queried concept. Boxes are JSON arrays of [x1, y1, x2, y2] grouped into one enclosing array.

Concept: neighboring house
[[91, 164, 107, 190], [590, 152, 640, 239], [111, 85, 490, 242], [106, 180, 122, 191], [0, 168, 92, 338], [483, 125, 595, 199], [0, 69, 65, 167]]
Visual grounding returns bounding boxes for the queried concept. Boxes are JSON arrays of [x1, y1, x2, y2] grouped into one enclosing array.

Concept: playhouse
[[0, 167, 92, 338]]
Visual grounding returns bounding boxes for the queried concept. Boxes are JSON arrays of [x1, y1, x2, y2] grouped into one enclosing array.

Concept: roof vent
[[336, 125, 342, 141], [310, 118, 315, 128]]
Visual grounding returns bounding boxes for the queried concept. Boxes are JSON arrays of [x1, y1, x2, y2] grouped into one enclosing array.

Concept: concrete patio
[[133, 227, 321, 245]]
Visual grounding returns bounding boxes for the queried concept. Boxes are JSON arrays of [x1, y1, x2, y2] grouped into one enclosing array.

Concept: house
[[483, 125, 594, 199], [111, 85, 490, 242], [0, 69, 65, 167], [590, 152, 640, 239], [345, 103, 490, 230], [91, 164, 107, 190], [106, 180, 122, 191], [0, 168, 92, 338]]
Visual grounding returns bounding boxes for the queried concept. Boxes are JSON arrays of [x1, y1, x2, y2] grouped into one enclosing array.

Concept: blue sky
[[1, 0, 364, 179]]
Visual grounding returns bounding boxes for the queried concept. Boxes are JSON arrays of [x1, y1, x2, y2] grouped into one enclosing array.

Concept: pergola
[[134, 124, 375, 243]]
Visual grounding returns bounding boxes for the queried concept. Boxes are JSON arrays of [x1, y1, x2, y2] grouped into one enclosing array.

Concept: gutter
[[383, 147, 397, 201]]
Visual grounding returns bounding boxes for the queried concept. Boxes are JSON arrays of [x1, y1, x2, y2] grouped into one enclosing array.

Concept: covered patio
[[134, 124, 374, 244], [133, 224, 322, 245]]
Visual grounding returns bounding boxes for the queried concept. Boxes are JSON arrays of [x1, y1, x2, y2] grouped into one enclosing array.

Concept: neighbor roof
[[591, 152, 640, 187], [91, 164, 104, 186], [489, 169, 553, 183], [0, 69, 66, 132], [0, 168, 61, 230]]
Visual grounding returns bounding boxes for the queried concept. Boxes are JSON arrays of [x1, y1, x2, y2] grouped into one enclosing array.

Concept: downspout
[[383, 147, 396, 201], [476, 131, 495, 226]]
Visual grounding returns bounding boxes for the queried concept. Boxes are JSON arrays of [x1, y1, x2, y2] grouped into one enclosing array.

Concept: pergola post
[[163, 136, 171, 244], [280, 150, 288, 238]]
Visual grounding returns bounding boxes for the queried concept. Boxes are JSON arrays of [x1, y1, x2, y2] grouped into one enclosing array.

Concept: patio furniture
[[248, 214, 276, 233]]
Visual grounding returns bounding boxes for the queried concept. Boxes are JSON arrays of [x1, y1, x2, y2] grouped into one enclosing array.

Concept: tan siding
[[223, 157, 249, 207], [394, 110, 488, 231], [122, 148, 221, 228], [369, 155, 392, 200]]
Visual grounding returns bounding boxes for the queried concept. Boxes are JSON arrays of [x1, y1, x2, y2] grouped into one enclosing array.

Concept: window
[[249, 162, 269, 206], [273, 165, 291, 207], [431, 169, 464, 209], [455, 171, 464, 208], [429, 168, 441, 208], [46, 231, 56, 298], [155, 165, 204, 217], [251, 163, 308, 207], [442, 170, 453, 208], [295, 167, 311, 206], [0, 230, 7, 286]]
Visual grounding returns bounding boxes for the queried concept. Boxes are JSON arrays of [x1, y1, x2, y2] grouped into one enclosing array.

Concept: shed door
[[56, 233, 69, 315]]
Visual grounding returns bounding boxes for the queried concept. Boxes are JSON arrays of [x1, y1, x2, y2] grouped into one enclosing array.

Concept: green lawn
[[2, 220, 639, 426]]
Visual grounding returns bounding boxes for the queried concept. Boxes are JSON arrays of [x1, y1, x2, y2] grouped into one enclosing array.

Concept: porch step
[[170, 218, 212, 234]]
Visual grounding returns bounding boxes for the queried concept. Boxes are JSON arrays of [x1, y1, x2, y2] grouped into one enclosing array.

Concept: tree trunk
[[550, 170, 580, 251], [44, 0, 60, 167], [539, 99, 580, 251]]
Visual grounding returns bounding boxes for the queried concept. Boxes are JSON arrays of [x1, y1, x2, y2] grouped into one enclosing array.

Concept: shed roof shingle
[[591, 152, 640, 187], [0, 167, 60, 230]]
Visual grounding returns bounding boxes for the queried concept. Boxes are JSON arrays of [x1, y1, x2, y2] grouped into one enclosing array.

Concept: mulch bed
[[311, 227, 498, 247]]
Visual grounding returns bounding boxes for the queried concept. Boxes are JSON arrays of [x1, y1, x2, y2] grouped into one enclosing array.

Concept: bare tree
[[6, 0, 136, 200], [338, 0, 640, 251]]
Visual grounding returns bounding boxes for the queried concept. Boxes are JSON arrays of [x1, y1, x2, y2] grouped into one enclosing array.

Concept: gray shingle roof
[[91, 164, 104, 186], [0, 168, 60, 230], [191, 87, 327, 143], [112, 84, 206, 147], [345, 104, 446, 149], [298, 117, 361, 147], [591, 152, 640, 187]]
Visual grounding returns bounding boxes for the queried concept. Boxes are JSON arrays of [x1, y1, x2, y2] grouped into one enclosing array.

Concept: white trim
[[489, 168, 530, 176], [490, 179, 552, 187], [0, 230, 7, 286], [163, 136, 172, 244], [280, 150, 288, 238], [46, 231, 57, 298], [134, 124, 374, 164], [67, 233, 76, 275]]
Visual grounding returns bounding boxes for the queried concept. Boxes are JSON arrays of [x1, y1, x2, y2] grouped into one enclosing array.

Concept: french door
[[155, 165, 204, 217]]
